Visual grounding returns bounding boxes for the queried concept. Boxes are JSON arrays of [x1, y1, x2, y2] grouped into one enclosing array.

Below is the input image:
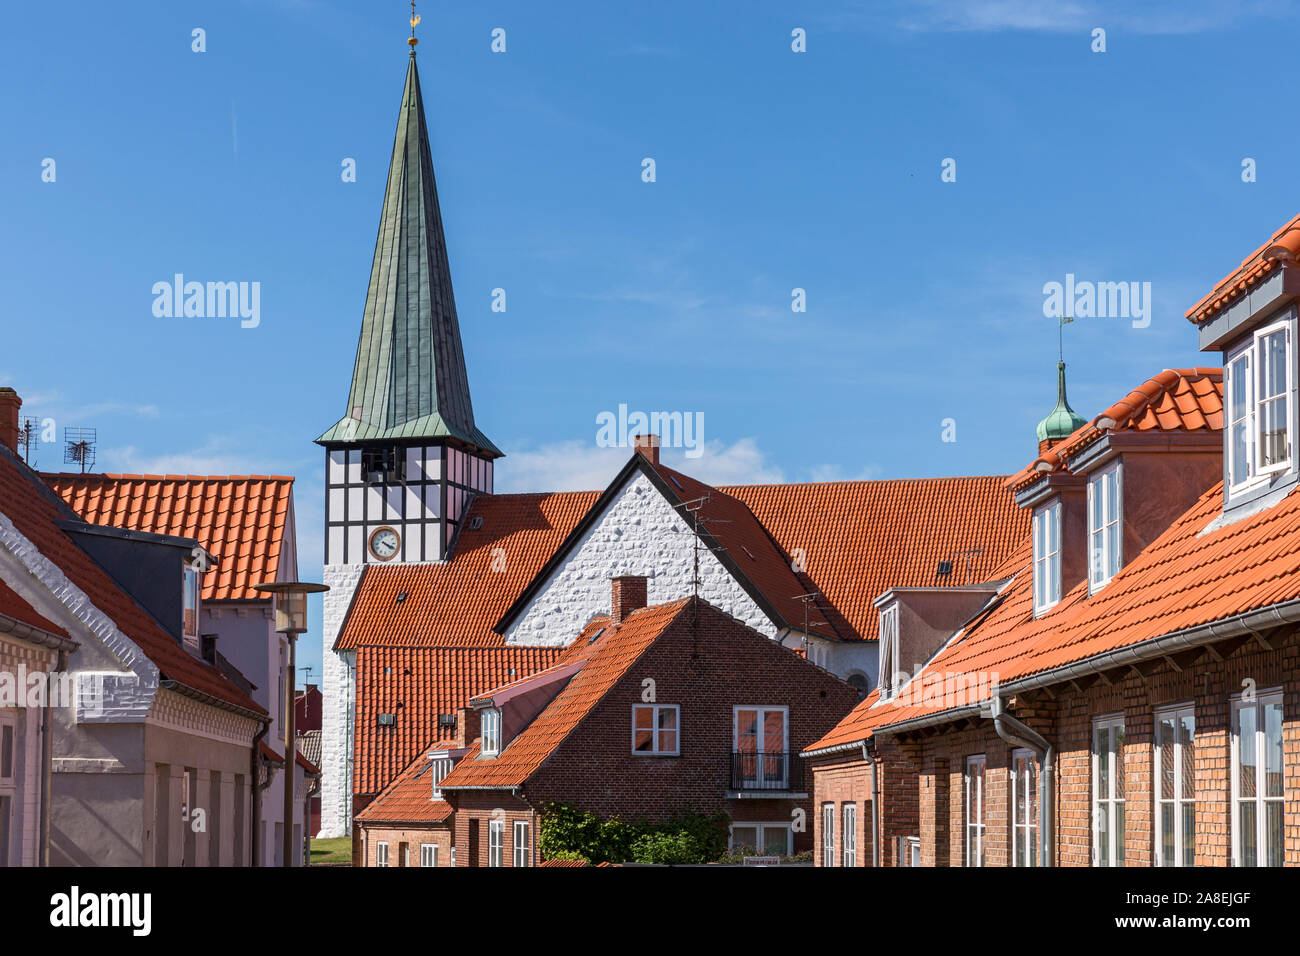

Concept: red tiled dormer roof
[[1187, 212, 1300, 325], [724, 476, 1027, 640], [1006, 369, 1223, 491], [355, 746, 454, 826], [0, 577, 71, 640], [43, 473, 295, 601], [353, 643, 564, 795], [808, 470, 1300, 754], [335, 490, 599, 651], [0, 451, 264, 716], [438, 599, 691, 791]]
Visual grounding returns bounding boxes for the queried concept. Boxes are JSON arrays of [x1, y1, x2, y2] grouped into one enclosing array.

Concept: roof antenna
[[63, 426, 97, 474]]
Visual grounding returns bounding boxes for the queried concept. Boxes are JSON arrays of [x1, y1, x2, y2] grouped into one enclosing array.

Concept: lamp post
[[254, 580, 329, 868]]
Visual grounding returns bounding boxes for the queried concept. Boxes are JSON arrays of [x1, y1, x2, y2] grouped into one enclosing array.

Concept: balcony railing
[[730, 752, 803, 792]]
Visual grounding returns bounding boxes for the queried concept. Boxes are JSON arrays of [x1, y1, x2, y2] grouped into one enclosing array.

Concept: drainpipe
[[989, 696, 1054, 867], [860, 743, 880, 867], [251, 721, 270, 867], [39, 649, 68, 867]]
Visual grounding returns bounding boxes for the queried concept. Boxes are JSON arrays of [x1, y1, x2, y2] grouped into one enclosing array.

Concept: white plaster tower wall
[[317, 562, 362, 838]]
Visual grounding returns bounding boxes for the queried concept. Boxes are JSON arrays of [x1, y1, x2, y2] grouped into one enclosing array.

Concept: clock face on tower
[[368, 526, 400, 561]]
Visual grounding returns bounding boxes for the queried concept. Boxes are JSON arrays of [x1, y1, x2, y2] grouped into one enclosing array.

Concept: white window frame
[[729, 822, 792, 857], [0, 711, 15, 868], [1231, 689, 1284, 867], [878, 604, 900, 700], [842, 804, 857, 867], [631, 703, 680, 756], [1225, 317, 1295, 494], [182, 563, 201, 639], [1032, 501, 1062, 615], [513, 820, 532, 867], [488, 819, 504, 867], [429, 756, 451, 799], [420, 843, 437, 867], [480, 708, 501, 756], [1011, 748, 1038, 867], [1087, 461, 1122, 592], [964, 755, 986, 867], [821, 803, 835, 866], [898, 835, 920, 867], [733, 705, 790, 789], [1092, 715, 1126, 867], [1153, 703, 1195, 868], [375, 841, 389, 867]]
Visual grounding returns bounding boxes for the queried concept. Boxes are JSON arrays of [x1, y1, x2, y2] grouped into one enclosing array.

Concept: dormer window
[[182, 563, 200, 640], [429, 756, 452, 799], [877, 604, 899, 700], [1226, 318, 1294, 494], [480, 708, 501, 756], [1088, 462, 1122, 592], [1032, 500, 1062, 615]]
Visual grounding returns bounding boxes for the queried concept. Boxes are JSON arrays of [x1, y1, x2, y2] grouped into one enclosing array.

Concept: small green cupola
[[1036, 361, 1088, 446]]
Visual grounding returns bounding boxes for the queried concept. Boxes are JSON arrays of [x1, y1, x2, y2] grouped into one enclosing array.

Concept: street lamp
[[254, 580, 329, 868]]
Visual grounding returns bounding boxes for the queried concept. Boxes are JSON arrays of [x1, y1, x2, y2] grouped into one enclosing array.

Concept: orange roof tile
[[353, 644, 564, 795], [336, 490, 599, 650], [439, 600, 691, 791], [1187, 211, 1300, 325], [43, 473, 295, 601], [724, 477, 1027, 641], [0, 578, 71, 640], [809, 472, 1300, 754], [1006, 369, 1223, 491], [355, 746, 455, 826], [1, 452, 264, 716]]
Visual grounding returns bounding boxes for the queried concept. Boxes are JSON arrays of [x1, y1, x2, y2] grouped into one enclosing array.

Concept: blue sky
[[5, 0, 1299, 679]]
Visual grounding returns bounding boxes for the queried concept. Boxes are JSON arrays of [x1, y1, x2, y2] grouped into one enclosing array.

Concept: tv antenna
[[17, 418, 39, 466], [63, 427, 97, 473]]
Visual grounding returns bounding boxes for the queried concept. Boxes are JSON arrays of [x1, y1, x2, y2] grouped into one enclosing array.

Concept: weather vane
[[409, 1, 421, 48], [1057, 313, 1074, 363]]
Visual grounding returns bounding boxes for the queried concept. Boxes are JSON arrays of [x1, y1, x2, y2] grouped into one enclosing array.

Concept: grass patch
[[310, 837, 352, 866]]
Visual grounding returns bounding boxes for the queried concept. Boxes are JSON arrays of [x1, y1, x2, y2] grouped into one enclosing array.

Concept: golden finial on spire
[[409, 1, 420, 48]]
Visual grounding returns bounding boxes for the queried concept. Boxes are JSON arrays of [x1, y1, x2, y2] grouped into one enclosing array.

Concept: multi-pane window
[[1032, 501, 1062, 615], [734, 706, 789, 789], [0, 715, 14, 867], [420, 843, 437, 867], [480, 708, 501, 756], [631, 704, 679, 755], [1011, 748, 1039, 867], [878, 604, 900, 699], [842, 804, 857, 867], [731, 823, 791, 857], [822, 803, 835, 867], [1154, 704, 1195, 867], [1093, 716, 1126, 866], [1225, 319, 1294, 491], [182, 564, 200, 638], [488, 819, 504, 867], [513, 820, 532, 867], [429, 756, 451, 799], [1088, 463, 1122, 590], [375, 841, 389, 867], [964, 755, 986, 867], [1232, 690, 1284, 867]]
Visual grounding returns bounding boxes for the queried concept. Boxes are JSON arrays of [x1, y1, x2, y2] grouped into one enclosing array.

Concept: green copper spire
[[317, 51, 501, 456], [1036, 361, 1088, 443]]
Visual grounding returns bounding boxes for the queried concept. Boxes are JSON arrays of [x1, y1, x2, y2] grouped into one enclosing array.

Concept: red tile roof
[[336, 490, 599, 650], [353, 644, 564, 795], [44, 474, 295, 601], [0, 451, 264, 715], [809, 466, 1300, 753], [355, 746, 454, 826], [439, 599, 691, 791], [1007, 370, 1223, 490], [724, 477, 1028, 641], [1187, 211, 1300, 324], [0, 578, 71, 639]]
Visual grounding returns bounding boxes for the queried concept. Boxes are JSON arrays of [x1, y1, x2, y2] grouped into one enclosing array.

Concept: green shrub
[[538, 803, 728, 865]]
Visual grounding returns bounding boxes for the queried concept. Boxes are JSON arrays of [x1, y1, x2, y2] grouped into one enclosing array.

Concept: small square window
[[631, 704, 679, 755]]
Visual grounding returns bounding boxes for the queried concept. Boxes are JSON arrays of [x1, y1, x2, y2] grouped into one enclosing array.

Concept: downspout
[[251, 721, 270, 867], [989, 697, 1054, 867], [39, 649, 68, 867], [860, 743, 880, 867]]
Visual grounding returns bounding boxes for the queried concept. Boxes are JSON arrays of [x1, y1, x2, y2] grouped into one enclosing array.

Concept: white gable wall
[[504, 472, 775, 646]]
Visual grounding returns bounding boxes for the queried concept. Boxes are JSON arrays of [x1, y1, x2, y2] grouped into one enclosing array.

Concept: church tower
[[316, 32, 500, 838]]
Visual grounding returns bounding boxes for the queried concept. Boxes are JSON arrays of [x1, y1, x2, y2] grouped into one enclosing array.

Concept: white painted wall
[[318, 563, 362, 838]]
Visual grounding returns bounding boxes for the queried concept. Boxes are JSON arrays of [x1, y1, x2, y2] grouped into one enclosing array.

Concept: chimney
[[456, 706, 481, 750], [611, 575, 648, 625], [633, 433, 660, 466], [0, 388, 20, 454]]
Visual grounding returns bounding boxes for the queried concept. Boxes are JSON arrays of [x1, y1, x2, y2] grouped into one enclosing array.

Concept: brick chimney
[[611, 575, 648, 625], [456, 706, 481, 750], [0, 388, 20, 454], [633, 433, 660, 466]]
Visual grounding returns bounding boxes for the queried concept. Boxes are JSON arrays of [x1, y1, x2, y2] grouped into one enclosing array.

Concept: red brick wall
[[813, 630, 1300, 867], [358, 823, 453, 867], [452, 792, 536, 867]]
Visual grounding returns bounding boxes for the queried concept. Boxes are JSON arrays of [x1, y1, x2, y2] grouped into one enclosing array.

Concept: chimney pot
[[633, 433, 660, 466], [611, 575, 648, 625], [0, 388, 21, 455]]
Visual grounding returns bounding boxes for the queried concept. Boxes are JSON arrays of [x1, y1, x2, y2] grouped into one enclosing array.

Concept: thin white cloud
[[99, 436, 275, 476]]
